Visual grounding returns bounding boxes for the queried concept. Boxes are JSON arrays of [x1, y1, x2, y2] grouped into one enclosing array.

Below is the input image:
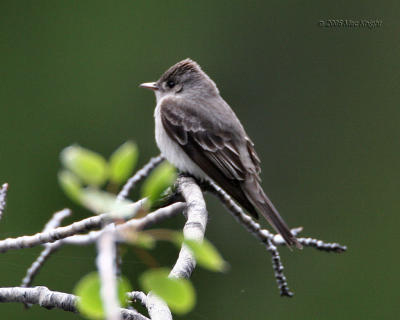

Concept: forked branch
[[0, 155, 346, 320]]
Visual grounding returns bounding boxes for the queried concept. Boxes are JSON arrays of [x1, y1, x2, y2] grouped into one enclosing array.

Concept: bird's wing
[[245, 137, 261, 176], [160, 96, 260, 217], [160, 97, 300, 248]]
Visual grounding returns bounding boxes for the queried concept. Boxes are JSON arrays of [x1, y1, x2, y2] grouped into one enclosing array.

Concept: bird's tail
[[242, 176, 302, 249]]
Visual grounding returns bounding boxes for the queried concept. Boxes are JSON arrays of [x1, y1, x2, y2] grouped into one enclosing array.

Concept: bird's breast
[[154, 102, 206, 179]]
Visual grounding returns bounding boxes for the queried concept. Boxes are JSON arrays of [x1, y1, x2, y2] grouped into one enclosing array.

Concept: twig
[[204, 180, 294, 295], [17, 202, 185, 288], [115, 155, 163, 278], [21, 245, 61, 288], [0, 287, 149, 320], [115, 154, 164, 277], [0, 154, 347, 320], [266, 240, 293, 296], [97, 225, 120, 320], [16, 202, 185, 249], [119, 202, 186, 234], [269, 229, 346, 252], [203, 180, 347, 296], [0, 183, 9, 221], [0, 200, 147, 253], [298, 237, 347, 252], [21, 209, 72, 290], [0, 214, 105, 253], [42, 209, 72, 232], [117, 155, 164, 201]]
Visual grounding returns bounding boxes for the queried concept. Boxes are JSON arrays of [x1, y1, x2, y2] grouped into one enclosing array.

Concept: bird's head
[[140, 58, 219, 102]]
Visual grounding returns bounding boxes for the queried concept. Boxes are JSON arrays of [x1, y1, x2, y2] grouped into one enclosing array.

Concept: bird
[[140, 58, 301, 248]]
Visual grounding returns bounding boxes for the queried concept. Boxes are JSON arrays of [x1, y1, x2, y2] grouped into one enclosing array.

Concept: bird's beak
[[139, 82, 158, 91]]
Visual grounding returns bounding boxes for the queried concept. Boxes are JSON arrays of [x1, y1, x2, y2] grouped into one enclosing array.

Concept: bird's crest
[[159, 58, 202, 82]]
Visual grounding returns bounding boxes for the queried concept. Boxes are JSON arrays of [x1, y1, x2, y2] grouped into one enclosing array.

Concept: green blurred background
[[1, 1, 399, 319]]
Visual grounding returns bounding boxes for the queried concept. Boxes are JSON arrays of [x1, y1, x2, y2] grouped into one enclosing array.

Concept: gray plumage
[[140, 59, 301, 248]]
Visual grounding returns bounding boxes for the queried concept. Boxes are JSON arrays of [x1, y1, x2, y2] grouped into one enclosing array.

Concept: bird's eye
[[166, 80, 175, 88]]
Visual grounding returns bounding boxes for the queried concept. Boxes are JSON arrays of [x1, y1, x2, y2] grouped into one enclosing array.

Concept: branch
[[0, 287, 149, 320], [0, 286, 76, 312], [203, 179, 346, 296], [15, 201, 185, 303], [16, 201, 184, 309], [297, 236, 347, 252], [0, 183, 9, 221], [97, 225, 121, 320], [115, 156, 164, 277], [0, 154, 347, 320], [170, 175, 207, 279], [0, 214, 105, 253], [0, 159, 186, 320], [14, 201, 185, 252], [2, 182, 183, 319], [42, 209, 72, 232], [21, 209, 72, 288], [119, 202, 185, 234], [117, 155, 164, 201], [0, 199, 146, 253]]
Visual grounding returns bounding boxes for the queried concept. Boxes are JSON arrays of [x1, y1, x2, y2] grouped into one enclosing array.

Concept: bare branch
[[266, 240, 293, 296], [205, 180, 294, 295], [0, 200, 147, 253], [42, 209, 72, 232], [115, 155, 164, 280], [117, 155, 164, 201], [21, 209, 72, 289], [0, 154, 347, 319], [203, 179, 346, 296], [120, 308, 150, 320], [0, 214, 105, 253], [170, 175, 207, 279], [0, 287, 149, 320], [0, 183, 9, 221], [1, 198, 185, 319], [297, 237, 347, 252], [17, 202, 185, 251], [97, 225, 121, 320], [0, 286, 76, 311], [18, 202, 184, 294], [119, 202, 186, 233], [145, 293, 171, 320], [21, 245, 60, 288]]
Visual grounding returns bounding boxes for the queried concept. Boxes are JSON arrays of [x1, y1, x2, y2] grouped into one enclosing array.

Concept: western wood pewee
[[140, 59, 300, 248]]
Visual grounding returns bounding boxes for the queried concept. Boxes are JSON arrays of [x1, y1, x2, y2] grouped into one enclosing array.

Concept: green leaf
[[139, 268, 195, 314], [81, 189, 132, 216], [174, 234, 228, 272], [185, 238, 228, 272], [109, 141, 138, 185], [74, 272, 132, 320], [141, 162, 176, 205], [58, 170, 83, 203], [61, 145, 108, 186]]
